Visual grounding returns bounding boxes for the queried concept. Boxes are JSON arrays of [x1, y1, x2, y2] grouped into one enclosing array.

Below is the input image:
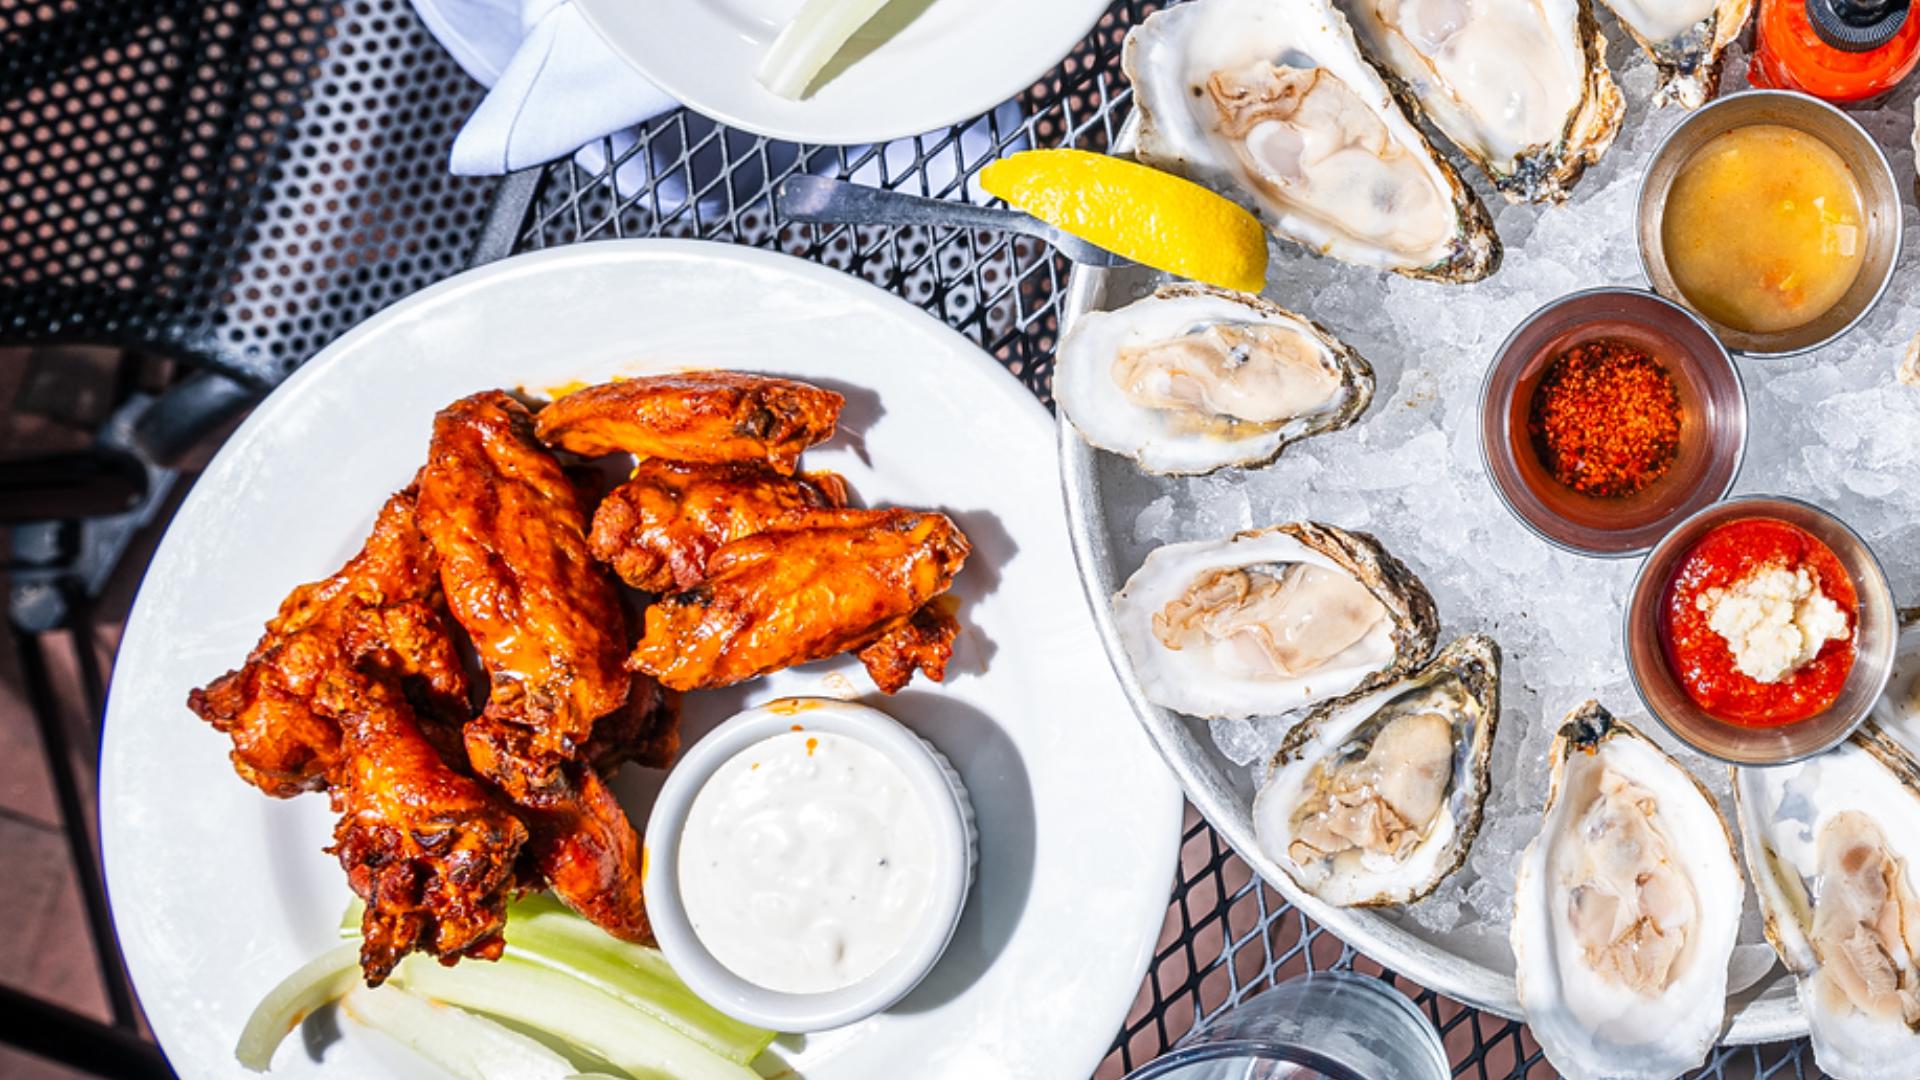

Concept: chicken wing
[[588, 459, 849, 592], [324, 677, 526, 986], [583, 671, 682, 774], [856, 600, 962, 695], [188, 491, 524, 985], [630, 509, 970, 691], [414, 391, 659, 941], [187, 489, 467, 797], [414, 391, 629, 804], [520, 764, 653, 943], [534, 371, 843, 475]]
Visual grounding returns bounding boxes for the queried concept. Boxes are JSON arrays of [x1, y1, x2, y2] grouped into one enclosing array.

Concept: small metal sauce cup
[[1637, 89, 1903, 358], [1480, 287, 1747, 558], [1624, 496, 1897, 766]]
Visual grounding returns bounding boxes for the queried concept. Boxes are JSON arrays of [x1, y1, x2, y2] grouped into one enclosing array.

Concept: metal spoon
[[775, 175, 1129, 269]]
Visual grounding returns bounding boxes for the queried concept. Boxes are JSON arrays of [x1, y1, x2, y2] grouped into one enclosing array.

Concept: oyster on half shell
[[1056, 284, 1375, 475], [1598, 0, 1755, 108], [1123, 0, 1500, 282], [1734, 727, 1920, 1080], [1112, 522, 1439, 720], [1512, 702, 1744, 1080], [1346, 0, 1626, 203], [1252, 634, 1500, 906]]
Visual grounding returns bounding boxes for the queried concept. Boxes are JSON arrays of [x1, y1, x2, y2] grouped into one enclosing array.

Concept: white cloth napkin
[[412, 0, 676, 178]]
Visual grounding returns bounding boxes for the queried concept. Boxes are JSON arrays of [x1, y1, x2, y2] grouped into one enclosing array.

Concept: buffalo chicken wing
[[520, 764, 653, 943], [187, 490, 524, 984], [414, 391, 660, 941], [187, 489, 469, 796], [415, 390, 629, 803], [324, 677, 526, 985], [631, 509, 970, 691], [583, 671, 682, 775], [856, 600, 963, 695], [588, 459, 849, 592], [534, 371, 842, 475]]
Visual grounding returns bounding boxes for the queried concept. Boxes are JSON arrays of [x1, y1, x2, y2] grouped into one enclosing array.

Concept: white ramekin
[[642, 697, 978, 1032]]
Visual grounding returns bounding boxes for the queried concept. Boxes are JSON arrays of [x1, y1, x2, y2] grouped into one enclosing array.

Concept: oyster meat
[[1598, 0, 1754, 108], [1345, 0, 1626, 203], [1112, 523, 1438, 720], [1057, 284, 1375, 475], [1512, 702, 1744, 1080], [1734, 729, 1920, 1080], [1252, 634, 1499, 906], [1124, 0, 1499, 282]]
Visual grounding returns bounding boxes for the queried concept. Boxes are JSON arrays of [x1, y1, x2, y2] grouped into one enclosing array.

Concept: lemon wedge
[[979, 148, 1269, 294]]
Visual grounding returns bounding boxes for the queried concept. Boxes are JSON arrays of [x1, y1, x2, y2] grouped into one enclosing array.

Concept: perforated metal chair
[[0, 3, 494, 1073]]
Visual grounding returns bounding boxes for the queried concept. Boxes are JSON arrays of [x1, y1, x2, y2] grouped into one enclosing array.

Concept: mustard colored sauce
[[1662, 124, 1865, 335]]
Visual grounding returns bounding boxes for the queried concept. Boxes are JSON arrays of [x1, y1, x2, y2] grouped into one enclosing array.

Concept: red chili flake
[[1527, 339, 1683, 498]]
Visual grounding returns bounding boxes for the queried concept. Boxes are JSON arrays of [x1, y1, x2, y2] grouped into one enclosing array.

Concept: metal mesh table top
[[0, 0, 494, 389], [487, 3, 1822, 1078]]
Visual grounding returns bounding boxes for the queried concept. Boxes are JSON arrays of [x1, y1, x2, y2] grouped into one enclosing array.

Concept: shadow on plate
[[885, 689, 1035, 1015], [298, 1000, 343, 1063], [940, 506, 1012, 677], [802, 375, 884, 470]]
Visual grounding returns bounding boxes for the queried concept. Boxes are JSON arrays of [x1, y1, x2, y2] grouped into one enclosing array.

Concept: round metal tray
[[1056, 261, 1808, 1047]]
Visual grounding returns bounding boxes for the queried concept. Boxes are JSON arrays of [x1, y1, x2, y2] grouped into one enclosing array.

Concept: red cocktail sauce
[[1660, 518, 1857, 727]]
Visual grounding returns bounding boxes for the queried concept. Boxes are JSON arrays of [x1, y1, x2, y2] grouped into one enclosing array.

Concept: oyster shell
[[1512, 702, 1744, 1080], [1870, 607, 1920, 754], [1734, 729, 1920, 1080], [1252, 634, 1500, 906], [1056, 284, 1375, 475], [1112, 522, 1439, 720], [1598, 0, 1754, 108], [1346, 0, 1626, 203], [1124, 0, 1500, 282]]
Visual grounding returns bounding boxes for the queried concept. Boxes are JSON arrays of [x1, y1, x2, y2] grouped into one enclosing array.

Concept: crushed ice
[[1097, 41, 1920, 957]]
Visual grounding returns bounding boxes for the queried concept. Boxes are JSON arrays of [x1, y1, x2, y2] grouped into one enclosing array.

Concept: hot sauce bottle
[[1751, 0, 1920, 104]]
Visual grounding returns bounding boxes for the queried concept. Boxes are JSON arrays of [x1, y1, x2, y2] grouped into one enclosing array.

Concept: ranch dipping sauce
[[677, 728, 937, 995]]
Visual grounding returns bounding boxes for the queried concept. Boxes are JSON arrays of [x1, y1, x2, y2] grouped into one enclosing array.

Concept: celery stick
[[335, 895, 772, 1065], [234, 942, 363, 1072], [340, 985, 578, 1080], [397, 955, 760, 1080], [340, 899, 365, 937], [504, 903, 773, 1063], [755, 0, 892, 99]]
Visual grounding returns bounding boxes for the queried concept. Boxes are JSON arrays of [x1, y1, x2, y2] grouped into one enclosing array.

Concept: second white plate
[[573, 0, 1110, 144]]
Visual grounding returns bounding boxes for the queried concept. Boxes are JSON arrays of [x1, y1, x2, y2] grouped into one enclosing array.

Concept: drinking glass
[[1121, 971, 1450, 1080]]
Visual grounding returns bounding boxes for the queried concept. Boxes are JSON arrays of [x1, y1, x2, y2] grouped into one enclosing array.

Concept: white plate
[[99, 240, 1183, 1079], [572, 0, 1110, 144]]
